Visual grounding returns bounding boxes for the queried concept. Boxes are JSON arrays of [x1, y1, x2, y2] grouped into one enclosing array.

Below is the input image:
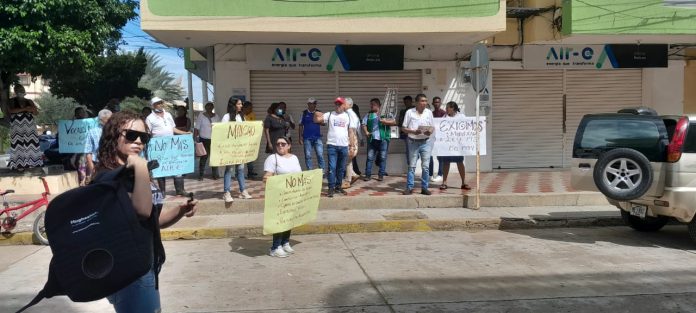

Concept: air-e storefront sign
[[523, 44, 668, 69], [247, 45, 404, 71]]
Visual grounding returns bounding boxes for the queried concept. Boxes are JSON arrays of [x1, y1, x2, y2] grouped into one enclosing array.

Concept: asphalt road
[[3, 225, 696, 312]]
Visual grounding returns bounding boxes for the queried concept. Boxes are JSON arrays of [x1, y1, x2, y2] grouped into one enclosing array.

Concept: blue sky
[[119, 15, 210, 102]]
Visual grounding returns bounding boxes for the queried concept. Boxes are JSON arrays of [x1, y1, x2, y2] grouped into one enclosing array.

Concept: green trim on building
[[562, 0, 696, 35], [147, 0, 500, 18]]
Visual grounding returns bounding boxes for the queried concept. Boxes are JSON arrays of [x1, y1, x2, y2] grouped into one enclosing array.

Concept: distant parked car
[[571, 107, 696, 242]]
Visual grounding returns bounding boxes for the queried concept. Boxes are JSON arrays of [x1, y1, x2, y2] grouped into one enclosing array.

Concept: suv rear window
[[576, 118, 664, 160], [684, 123, 696, 153]]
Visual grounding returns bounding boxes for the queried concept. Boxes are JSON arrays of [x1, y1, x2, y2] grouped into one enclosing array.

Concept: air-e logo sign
[[546, 47, 594, 61], [272, 48, 322, 62]]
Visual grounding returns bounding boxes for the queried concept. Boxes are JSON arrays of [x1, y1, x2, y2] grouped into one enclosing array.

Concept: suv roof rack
[[618, 107, 658, 116]]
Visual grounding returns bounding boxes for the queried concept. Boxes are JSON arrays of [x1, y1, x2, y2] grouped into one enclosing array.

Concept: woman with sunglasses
[[263, 136, 302, 258], [97, 112, 198, 313], [220, 97, 252, 202]]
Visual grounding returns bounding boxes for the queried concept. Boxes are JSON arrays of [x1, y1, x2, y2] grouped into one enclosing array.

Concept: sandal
[[439, 184, 448, 190], [461, 184, 472, 190]]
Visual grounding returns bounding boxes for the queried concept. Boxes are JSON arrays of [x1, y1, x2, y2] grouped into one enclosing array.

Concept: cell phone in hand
[[187, 192, 194, 203]]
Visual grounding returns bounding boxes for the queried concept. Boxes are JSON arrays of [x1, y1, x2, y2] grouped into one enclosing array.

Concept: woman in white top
[[263, 136, 302, 258], [221, 97, 252, 202], [194, 102, 221, 180], [439, 101, 472, 191]]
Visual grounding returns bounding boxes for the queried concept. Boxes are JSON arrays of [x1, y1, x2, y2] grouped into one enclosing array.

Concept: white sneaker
[[223, 191, 234, 203], [431, 175, 443, 183], [240, 190, 252, 199], [282, 243, 294, 254], [269, 247, 288, 258]]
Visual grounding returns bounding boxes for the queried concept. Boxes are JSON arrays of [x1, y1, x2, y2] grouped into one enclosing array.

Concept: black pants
[[199, 138, 218, 178], [157, 176, 185, 195]]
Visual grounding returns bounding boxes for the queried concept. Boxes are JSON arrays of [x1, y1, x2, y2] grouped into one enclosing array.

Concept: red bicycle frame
[[1, 177, 51, 230]]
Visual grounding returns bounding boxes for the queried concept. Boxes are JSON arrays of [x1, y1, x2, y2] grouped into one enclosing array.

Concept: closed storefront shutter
[[492, 70, 564, 169], [564, 69, 643, 166], [249, 70, 422, 173]]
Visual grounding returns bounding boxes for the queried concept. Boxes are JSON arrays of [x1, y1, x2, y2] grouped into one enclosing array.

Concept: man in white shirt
[[313, 97, 358, 197], [401, 94, 435, 195], [194, 102, 221, 180], [146, 97, 191, 196]]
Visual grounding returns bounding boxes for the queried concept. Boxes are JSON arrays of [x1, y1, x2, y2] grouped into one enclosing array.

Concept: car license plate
[[630, 205, 647, 218]]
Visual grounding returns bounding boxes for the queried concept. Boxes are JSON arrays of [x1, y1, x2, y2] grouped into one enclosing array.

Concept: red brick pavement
[[163, 171, 576, 201]]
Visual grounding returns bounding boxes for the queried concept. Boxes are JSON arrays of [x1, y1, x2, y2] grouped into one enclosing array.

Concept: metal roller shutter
[[563, 69, 643, 166], [492, 70, 564, 169]]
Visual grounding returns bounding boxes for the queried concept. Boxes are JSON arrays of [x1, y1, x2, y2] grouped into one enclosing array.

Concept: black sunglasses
[[121, 129, 151, 144], [276, 142, 289, 147]]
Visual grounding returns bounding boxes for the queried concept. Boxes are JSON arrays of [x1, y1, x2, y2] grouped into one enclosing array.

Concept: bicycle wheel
[[33, 209, 49, 245]]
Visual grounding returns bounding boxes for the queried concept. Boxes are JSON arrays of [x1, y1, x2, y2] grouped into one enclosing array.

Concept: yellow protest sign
[[263, 169, 323, 235], [209, 121, 263, 166]]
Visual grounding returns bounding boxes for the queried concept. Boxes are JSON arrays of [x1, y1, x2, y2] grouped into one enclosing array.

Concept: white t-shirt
[[264, 154, 302, 175], [221, 113, 244, 123], [146, 112, 176, 137], [194, 113, 220, 139], [322, 111, 358, 147], [402, 108, 434, 140]]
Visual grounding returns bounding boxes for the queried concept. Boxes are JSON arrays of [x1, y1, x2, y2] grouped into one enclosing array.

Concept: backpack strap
[[15, 289, 48, 313], [16, 268, 62, 313]]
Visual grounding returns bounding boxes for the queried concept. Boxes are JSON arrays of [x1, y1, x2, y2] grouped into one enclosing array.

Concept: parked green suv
[[571, 109, 696, 241]]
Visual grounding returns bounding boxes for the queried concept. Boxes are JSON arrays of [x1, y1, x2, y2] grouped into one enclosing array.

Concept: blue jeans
[[326, 145, 348, 189], [406, 138, 432, 190], [303, 138, 325, 172], [365, 139, 389, 177], [107, 270, 161, 313], [224, 164, 246, 193], [272, 230, 291, 250]]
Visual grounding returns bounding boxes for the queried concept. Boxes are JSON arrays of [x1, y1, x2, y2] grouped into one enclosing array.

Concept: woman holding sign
[[221, 97, 252, 202], [263, 136, 302, 258], [439, 102, 472, 191]]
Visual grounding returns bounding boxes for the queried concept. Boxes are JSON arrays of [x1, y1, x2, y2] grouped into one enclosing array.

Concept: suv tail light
[[668, 117, 689, 162]]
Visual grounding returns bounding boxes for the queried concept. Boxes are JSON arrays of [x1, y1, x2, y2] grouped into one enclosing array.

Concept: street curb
[[164, 192, 610, 215]]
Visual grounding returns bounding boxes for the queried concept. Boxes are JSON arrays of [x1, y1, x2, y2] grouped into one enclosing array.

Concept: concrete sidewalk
[[0, 205, 623, 245]]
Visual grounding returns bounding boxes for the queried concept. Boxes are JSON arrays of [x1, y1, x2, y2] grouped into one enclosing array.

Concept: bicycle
[[1, 177, 51, 245]]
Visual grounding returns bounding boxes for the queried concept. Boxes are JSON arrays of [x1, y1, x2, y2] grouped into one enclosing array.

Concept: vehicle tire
[[33, 209, 49, 245], [593, 148, 653, 201], [620, 210, 668, 232]]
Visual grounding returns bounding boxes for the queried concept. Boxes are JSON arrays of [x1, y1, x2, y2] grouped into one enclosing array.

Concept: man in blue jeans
[[401, 94, 435, 195], [362, 98, 396, 182], [314, 97, 358, 197], [298, 97, 324, 173]]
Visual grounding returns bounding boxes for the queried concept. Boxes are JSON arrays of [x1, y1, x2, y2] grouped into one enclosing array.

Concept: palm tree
[[139, 53, 184, 102]]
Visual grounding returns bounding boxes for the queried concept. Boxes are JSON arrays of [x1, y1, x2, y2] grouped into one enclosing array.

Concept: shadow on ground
[[229, 237, 303, 258]]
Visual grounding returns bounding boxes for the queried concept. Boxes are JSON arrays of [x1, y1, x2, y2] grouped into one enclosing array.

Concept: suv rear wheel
[[593, 148, 653, 201], [620, 210, 668, 232]]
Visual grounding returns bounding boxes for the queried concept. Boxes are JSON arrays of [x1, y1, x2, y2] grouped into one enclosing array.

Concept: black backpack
[[17, 164, 161, 312]]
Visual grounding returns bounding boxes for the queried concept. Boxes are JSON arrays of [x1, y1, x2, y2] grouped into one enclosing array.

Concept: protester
[[341, 98, 361, 189], [220, 97, 252, 202], [85, 109, 112, 183], [73, 107, 90, 185], [242, 101, 258, 177], [402, 94, 435, 195], [313, 97, 358, 197], [264, 102, 289, 154], [397, 95, 414, 167], [194, 102, 220, 180], [97, 111, 198, 313], [429, 96, 446, 183], [439, 101, 472, 190], [7, 85, 43, 172], [298, 97, 324, 173], [105, 98, 121, 113], [278, 101, 296, 143], [141, 106, 152, 120], [263, 136, 302, 258], [174, 105, 191, 132], [362, 98, 396, 182], [145, 97, 190, 196], [350, 101, 363, 177]]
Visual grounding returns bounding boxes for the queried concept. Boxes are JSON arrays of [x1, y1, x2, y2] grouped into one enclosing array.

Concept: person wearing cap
[[313, 97, 358, 197], [342, 97, 361, 189], [298, 97, 324, 173], [146, 97, 191, 196], [401, 94, 435, 196]]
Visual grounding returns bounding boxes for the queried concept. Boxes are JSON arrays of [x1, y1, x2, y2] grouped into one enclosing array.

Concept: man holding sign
[[263, 136, 322, 258]]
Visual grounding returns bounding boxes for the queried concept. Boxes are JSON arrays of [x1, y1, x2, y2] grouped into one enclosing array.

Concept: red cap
[[334, 97, 346, 105]]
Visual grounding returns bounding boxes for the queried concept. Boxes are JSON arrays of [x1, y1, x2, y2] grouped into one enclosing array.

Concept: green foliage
[[120, 96, 149, 114], [49, 49, 151, 112], [139, 53, 184, 102], [0, 124, 8, 153], [34, 93, 81, 127]]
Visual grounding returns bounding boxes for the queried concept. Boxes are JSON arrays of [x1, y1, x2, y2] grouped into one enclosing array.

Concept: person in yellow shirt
[[243, 101, 259, 178]]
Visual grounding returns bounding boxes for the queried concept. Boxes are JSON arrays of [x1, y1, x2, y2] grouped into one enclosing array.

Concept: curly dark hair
[[97, 111, 149, 170]]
